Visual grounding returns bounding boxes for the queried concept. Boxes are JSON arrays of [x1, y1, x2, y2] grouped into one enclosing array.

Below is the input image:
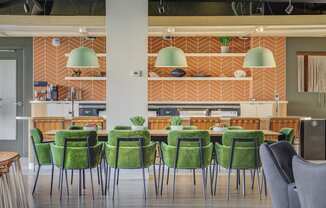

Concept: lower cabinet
[[240, 103, 287, 117]]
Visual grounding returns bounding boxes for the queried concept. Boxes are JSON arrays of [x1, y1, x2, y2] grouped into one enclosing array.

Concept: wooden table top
[[45, 129, 280, 138]]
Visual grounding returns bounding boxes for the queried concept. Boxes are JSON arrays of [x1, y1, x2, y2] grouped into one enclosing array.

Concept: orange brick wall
[[33, 36, 286, 101]]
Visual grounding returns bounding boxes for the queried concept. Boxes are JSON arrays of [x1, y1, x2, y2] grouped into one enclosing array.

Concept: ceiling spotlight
[[256, 26, 264, 33], [157, 0, 167, 14], [285, 0, 294, 14]]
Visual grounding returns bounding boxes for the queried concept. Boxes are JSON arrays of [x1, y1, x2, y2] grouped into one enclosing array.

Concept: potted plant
[[130, 116, 146, 130], [170, 116, 183, 131], [219, 37, 231, 53]]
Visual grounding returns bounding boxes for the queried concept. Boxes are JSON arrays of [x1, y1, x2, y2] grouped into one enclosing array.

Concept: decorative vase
[[220, 46, 230, 53], [131, 125, 145, 131], [234, 70, 246, 78], [171, 68, 186, 77], [170, 125, 183, 131]]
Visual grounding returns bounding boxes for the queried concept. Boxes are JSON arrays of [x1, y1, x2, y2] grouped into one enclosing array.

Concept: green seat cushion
[[105, 142, 156, 169], [162, 142, 212, 169], [51, 143, 102, 169], [167, 130, 210, 147]]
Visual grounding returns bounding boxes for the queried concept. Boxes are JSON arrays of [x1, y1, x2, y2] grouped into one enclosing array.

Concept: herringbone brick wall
[[33, 36, 286, 101]]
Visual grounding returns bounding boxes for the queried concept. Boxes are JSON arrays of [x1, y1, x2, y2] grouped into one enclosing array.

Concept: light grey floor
[[21, 159, 271, 208]]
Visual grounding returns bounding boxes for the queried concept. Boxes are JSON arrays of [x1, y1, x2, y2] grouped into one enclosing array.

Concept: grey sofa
[[293, 156, 326, 208], [260, 142, 300, 208]]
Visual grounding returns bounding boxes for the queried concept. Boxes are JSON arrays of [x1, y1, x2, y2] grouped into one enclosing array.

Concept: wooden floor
[[22, 163, 271, 208]]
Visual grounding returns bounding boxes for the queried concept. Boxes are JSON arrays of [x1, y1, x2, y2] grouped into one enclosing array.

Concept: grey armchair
[[260, 142, 300, 208], [293, 156, 326, 208]]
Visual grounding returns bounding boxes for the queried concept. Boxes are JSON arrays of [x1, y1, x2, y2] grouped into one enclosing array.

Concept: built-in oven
[[79, 103, 106, 116]]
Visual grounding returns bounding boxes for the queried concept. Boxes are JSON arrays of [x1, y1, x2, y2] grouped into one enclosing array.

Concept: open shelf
[[64, 53, 106, 57], [65, 77, 107, 81], [148, 77, 252, 81], [148, 53, 246, 57]]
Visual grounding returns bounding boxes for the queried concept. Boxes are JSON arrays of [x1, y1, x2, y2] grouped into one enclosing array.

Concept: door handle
[[14, 101, 23, 106]]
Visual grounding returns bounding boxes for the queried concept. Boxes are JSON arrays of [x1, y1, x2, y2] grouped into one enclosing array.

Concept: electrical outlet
[[131, 70, 143, 77]]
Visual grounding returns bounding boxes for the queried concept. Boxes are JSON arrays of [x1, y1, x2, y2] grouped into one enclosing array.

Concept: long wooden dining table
[[44, 129, 281, 143]]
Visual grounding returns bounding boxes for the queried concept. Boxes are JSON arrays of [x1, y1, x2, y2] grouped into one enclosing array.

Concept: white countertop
[[30, 100, 288, 104], [148, 101, 288, 104], [30, 100, 106, 104]]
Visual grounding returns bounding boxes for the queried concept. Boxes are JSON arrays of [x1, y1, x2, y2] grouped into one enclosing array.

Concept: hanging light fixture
[[66, 28, 99, 68], [155, 46, 187, 68], [155, 27, 187, 68], [66, 47, 99, 68], [243, 47, 276, 68]]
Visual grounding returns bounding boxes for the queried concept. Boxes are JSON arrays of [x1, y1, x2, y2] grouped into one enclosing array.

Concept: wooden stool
[[0, 152, 29, 208]]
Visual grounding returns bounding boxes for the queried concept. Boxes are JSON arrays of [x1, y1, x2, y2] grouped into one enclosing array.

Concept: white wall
[[106, 0, 148, 128]]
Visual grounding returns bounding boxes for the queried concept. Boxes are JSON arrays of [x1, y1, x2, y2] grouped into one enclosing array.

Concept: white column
[[106, 0, 148, 128]]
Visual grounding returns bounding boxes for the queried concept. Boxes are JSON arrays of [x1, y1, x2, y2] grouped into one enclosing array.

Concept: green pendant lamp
[[155, 46, 187, 68], [66, 47, 99, 68], [243, 47, 276, 68]]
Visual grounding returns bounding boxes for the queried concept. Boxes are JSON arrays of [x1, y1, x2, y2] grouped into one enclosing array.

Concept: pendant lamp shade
[[66, 47, 99, 68], [155, 46, 188, 68], [243, 47, 276, 68]]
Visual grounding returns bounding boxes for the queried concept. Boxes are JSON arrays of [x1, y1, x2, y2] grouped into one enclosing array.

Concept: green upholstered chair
[[30, 128, 53, 195], [105, 130, 157, 200], [50, 130, 103, 199], [279, 128, 295, 144], [113, 126, 132, 130], [160, 130, 213, 199], [214, 130, 264, 199], [68, 125, 83, 130]]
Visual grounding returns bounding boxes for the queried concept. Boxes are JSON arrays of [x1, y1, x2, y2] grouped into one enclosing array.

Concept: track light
[[285, 0, 294, 14]]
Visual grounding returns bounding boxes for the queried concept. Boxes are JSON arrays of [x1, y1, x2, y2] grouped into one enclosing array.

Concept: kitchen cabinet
[[47, 103, 72, 117], [240, 102, 286, 117]]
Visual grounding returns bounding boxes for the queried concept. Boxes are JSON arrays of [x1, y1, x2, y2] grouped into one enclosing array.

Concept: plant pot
[[170, 125, 183, 131], [131, 125, 145, 131], [220, 46, 230, 53]]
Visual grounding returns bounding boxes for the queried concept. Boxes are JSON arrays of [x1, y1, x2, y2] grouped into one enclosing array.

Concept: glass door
[[0, 58, 17, 140]]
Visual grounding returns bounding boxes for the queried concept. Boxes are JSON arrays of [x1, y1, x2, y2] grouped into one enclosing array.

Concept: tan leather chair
[[148, 117, 171, 130], [71, 116, 106, 129], [270, 117, 300, 139], [190, 117, 221, 130], [230, 118, 261, 130], [33, 117, 65, 141]]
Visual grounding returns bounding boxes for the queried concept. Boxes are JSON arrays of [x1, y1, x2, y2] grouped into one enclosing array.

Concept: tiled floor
[[22, 159, 271, 208]]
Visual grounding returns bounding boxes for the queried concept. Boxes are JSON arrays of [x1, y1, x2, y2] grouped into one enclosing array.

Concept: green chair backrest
[[280, 128, 295, 144], [167, 130, 210, 147], [54, 130, 98, 147], [68, 125, 83, 130], [113, 126, 132, 130], [222, 130, 264, 147], [108, 130, 151, 147], [31, 128, 44, 144]]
